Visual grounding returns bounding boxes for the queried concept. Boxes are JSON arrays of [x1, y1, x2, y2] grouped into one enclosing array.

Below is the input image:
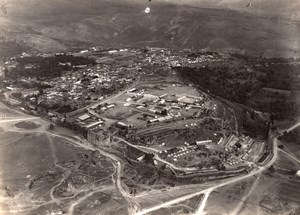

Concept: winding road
[[2, 106, 300, 215], [134, 121, 300, 215]]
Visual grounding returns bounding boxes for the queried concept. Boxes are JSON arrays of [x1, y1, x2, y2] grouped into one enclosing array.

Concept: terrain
[[1, 1, 300, 212], [0, 102, 127, 215], [1, 0, 300, 57], [0, 45, 300, 214], [204, 125, 300, 215], [176, 53, 300, 123]]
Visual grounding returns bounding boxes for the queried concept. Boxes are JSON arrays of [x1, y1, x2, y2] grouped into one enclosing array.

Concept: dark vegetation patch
[[279, 127, 300, 145], [14, 121, 39, 130], [4, 54, 96, 79], [175, 54, 300, 121]]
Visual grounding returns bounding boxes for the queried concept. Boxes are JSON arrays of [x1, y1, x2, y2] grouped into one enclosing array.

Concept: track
[[3, 105, 300, 215], [134, 128, 281, 215]]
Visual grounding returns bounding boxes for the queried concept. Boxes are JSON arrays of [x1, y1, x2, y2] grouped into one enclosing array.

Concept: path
[[134, 131, 280, 215], [194, 189, 213, 215]]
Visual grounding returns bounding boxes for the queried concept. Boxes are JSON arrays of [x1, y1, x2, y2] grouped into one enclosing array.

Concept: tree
[[49, 124, 55, 130], [38, 88, 44, 95], [144, 153, 155, 166], [161, 109, 168, 116], [269, 165, 275, 173]]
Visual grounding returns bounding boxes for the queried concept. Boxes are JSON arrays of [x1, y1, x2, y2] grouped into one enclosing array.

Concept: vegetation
[[175, 65, 260, 104], [49, 124, 55, 130], [279, 128, 300, 145], [176, 55, 300, 121], [5, 55, 96, 79]]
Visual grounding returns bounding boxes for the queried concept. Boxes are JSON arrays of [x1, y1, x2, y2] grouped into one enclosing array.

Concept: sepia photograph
[[0, 0, 299, 214]]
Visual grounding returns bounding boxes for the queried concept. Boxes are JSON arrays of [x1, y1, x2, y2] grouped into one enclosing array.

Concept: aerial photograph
[[0, 0, 299, 215]]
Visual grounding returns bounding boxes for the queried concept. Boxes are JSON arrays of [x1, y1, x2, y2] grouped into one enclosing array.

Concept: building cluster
[[37, 63, 136, 110], [139, 48, 228, 69], [221, 134, 265, 167], [1, 47, 232, 117], [2, 49, 146, 114], [164, 145, 199, 162], [125, 87, 210, 124], [0, 47, 274, 184]]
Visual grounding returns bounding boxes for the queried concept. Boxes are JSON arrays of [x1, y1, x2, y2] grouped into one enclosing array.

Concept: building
[[196, 140, 212, 146], [134, 128, 181, 145], [143, 94, 158, 101], [108, 50, 118, 54], [165, 95, 178, 103], [137, 154, 146, 162], [87, 126, 109, 146], [178, 96, 196, 104], [107, 104, 115, 109], [86, 120, 104, 129], [127, 88, 136, 93], [78, 114, 91, 121]]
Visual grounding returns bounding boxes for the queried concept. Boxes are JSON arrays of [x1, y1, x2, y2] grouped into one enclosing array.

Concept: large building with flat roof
[[87, 126, 110, 146]]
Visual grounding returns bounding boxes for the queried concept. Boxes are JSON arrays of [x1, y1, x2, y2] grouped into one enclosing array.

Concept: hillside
[[171, 0, 300, 13], [0, 0, 300, 57]]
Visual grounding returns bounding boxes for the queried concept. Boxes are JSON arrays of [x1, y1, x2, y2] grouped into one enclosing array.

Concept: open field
[[135, 183, 211, 210], [144, 193, 203, 215], [0, 104, 122, 214], [279, 127, 300, 159], [0, 102, 26, 118], [239, 174, 300, 215], [204, 177, 256, 215], [203, 146, 300, 215], [0, 133, 57, 190], [71, 189, 128, 215], [273, 150, 300, 172], [0, 130, 118, 214]]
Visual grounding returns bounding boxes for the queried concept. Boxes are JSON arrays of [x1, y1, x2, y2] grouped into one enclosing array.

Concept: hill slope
[[0, 0, 300, 57]]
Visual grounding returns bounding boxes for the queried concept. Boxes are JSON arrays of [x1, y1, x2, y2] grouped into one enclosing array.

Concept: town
[[0, 47, 273, 191]]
